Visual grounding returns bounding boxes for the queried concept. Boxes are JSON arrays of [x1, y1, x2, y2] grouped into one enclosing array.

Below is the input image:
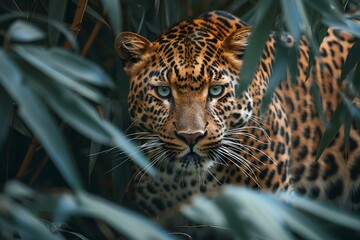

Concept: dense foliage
[[0, 0, 360, 239]]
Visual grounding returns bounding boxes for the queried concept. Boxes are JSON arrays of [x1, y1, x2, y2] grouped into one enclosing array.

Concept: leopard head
[[115, 20, 255, 174]]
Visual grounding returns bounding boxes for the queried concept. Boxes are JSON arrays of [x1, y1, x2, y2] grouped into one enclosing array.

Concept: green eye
[[209, 85, 224, 98], [156, 86, 171, 98]]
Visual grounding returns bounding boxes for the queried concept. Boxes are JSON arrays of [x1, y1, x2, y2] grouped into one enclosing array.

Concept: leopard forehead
[[151, 21, 231, 91]]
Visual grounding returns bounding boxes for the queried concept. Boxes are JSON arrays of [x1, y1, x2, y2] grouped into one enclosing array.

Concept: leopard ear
[[222, 26, 252, 59], [114, 32, 152, 66]]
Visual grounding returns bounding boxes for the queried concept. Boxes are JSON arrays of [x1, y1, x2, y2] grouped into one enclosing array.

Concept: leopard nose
[[176, 131, 207, 146]]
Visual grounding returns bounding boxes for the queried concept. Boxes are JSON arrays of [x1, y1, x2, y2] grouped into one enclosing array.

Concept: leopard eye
[[209, 85, 224, 98], [155, 86, 171, 98]]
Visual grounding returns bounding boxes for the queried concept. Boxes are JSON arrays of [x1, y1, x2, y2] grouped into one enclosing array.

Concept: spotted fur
[[115, 11, 360, 217]]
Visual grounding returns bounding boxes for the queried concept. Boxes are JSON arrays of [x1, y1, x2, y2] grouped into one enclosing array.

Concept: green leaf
[[304, 0, 344, 21], [4, 181, 35, 200], [315, 103, 348, 161], [181, 196, 227, 227], [77, 192, 173, 240], [280, 193, 360, 231], [7, 20, 45, 42], [14, 46, 106, 103], [311, 81, 327, 124], [280, 0, 303, 41], [304, 0, 360, 37], [341, 39, 360, 81], [261, 40, 289, 114], [49, 0, 68, 45], [101, 0, 121, 34], [0, 50, 83, 190], [0, 12, 79, 52], [0, 196, 59, 240], [26, 72, 112, 144], [223, 187, 292, 240], [45, 48, 114, 88], [237, 0, 278, 95]]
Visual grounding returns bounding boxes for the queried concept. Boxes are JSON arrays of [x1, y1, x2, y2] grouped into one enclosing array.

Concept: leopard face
[[115, 18, 255, 174]]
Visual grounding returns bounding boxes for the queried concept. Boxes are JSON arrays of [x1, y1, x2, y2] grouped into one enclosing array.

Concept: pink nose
[[177, 131, 206, 146]]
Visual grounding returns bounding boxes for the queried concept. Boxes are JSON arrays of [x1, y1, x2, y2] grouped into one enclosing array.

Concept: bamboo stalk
[[63, 0, 89, 50], [29, 155, 49, 186], [81, 20, 103, 56], [16, 139, 39, 179]]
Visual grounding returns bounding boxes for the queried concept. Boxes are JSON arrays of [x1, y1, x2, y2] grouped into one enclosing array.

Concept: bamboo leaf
[[46, 48, 114, 88], [342, 39, 360, 81], [315, 103, 348, 161], [7, 20, 45, 42], [101, 0, 121, 34], [261, 40, 289, 114], [0, 50, 83, 190], [0, 196, 59, 240], [280, 193, 360, 231], [77, 192, 173, 240], [237, 0, 279, 95], [48, 0, 68, 45], [280, 0, 302, 41], [26, 73, 112, 144], [14, 46, 106, 103]]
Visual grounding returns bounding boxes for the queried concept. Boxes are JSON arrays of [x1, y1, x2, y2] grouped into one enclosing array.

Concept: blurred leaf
[[223, 187, 293, 240], [0, 12, 79, 52], [101, 0, 121, 34], [0, 196, 59, 240], [237, 0, 278, 95], [26, 73, 112, 145], [280, 0, 303, 42], [4, 181, 35, 200], [182, 196, 227, 227], [0, 50, 83, 190], [185, 186, 339, 239], [77, 192, 174, 240], [6, 20, 45, 42], [137, 6, 146, 33], [14, 46, 106, 103], [49, 0, 68, 45], [0, 86, 12, 148], [304, 0, 344, 22], [315, 103, 349, 161], [280, 193, 360, 231], [43, 48, 114, 88], [305, 0, 360, 37]]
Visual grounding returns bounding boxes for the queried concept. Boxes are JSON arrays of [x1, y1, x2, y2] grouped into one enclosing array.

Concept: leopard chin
[[172, 153, 215, 173]]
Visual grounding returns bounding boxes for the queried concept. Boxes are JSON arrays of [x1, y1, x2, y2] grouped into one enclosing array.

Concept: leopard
[[114, 10, 360, 219]]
